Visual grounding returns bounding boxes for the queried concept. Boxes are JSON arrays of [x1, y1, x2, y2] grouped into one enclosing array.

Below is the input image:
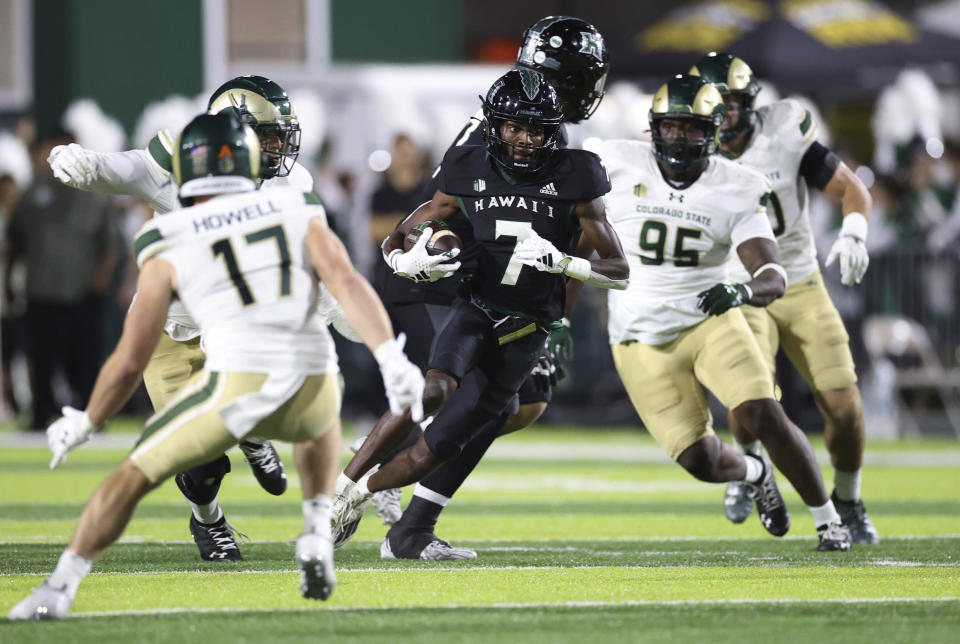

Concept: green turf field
[[1, 425, 958, 643]]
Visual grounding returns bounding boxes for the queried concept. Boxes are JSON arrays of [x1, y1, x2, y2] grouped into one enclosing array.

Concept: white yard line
[[3, 533, 959, 545], [61, 596, 960, 618], [4, 557, 959, 578]]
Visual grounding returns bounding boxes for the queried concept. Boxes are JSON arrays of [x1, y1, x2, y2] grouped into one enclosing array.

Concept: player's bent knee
[[423, 370, 457, 414], [817, 385, 862, 428], [732, 399, 785, 440], [676, 437, 724, 482], [502, 402, 548, 435]]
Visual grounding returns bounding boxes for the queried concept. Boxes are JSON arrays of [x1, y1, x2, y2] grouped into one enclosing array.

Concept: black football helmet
[[649, 74, 725, 175], [172, 111, 261, 205], [689, 52, 761, 144], [207, 75, 300, 179], [516, 16, 609, 122], [481, 69, 564, 176]]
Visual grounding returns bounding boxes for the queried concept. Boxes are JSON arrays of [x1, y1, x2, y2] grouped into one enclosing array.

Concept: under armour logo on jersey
[[474, 178, 486, 192], [539, 182, 558, 196], [669, 192, 684, 203], [518, 68, 541, 100], [579, 32, 605, 61]]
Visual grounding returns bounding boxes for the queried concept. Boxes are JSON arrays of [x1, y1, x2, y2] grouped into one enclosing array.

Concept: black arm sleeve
[[798, 141, 840, 191]]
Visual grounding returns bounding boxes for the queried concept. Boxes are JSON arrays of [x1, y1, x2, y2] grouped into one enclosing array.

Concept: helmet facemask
[[252, 119, 300, 179], [718, 90, 757, 144], [483, 113, 562, 176], [651, 114, 721, 173], [207, 75, 301, 179], [481, 69, 564, 176]]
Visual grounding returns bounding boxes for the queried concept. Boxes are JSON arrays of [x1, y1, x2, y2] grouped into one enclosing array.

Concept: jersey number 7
[[211, 224, 292, 305]]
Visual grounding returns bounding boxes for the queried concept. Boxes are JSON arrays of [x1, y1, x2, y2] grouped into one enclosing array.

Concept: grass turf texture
[[0, 425, 958, 642]]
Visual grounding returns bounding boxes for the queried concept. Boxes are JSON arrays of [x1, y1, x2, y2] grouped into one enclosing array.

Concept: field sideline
[[1, 423, 958, 642]]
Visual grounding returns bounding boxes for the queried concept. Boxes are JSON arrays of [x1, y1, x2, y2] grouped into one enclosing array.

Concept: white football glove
[[47, 143, 97, 188], [513, 229, 567, 274], [825, 212, 869, 286], [47, 406, 97, 469], [374, 334, 425, 422], [385, 227, 461, 283]]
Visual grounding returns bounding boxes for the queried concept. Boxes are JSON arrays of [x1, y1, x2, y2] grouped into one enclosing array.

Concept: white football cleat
[[8, 580, 73, 621], [296, 532, 336, 600]]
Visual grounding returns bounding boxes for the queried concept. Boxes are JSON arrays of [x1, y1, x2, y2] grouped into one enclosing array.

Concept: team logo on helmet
[[579, 32, 604, 61], [519, 68, 542, 100]]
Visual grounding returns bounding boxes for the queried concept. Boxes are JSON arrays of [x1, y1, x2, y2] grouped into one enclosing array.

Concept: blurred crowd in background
[[1, 2, 959, 439]]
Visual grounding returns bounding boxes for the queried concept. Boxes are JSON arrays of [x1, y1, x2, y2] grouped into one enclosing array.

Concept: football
[[403, 220, 462, 256]]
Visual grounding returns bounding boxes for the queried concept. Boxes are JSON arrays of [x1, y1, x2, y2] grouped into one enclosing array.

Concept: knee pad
[[177, 454, 231, 504]]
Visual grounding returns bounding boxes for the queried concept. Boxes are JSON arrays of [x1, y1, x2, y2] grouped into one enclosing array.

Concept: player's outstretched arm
[[47, 258, 174, 468], [48, 143, 171, 205], [306, 218, 424, 420]]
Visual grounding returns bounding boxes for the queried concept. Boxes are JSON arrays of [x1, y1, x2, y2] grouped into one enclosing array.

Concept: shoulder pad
[[548, 149, 611, 201], [133, 221, 167, 268], [436, 145, 488, 195], [760, 100, 816, 149], [147, 129, 177, 173]]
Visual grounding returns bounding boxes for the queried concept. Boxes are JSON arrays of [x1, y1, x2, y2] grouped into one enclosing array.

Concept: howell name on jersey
[[435, 144, 610, 324]]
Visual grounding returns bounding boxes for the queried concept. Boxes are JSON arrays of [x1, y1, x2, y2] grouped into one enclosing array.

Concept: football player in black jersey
[[333, 68, 627, 554], [364, 16, 612, 559]]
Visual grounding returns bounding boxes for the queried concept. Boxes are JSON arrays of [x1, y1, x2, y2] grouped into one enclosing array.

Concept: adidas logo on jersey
[[474, 178, 486, 192], [539, 182, 558, 196]]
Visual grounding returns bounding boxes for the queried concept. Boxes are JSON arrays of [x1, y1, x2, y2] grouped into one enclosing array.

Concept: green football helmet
[[689, 52, 760, 143], [207, 75, 300, 179], [649, 74, 725, 174], [172, 111, 261, 205]]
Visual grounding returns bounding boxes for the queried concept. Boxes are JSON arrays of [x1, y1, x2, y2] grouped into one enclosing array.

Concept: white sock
[[737, 440, 762, 455], [190, 495, 223, 524], [743, 454, 764, 483], [302, 494, 332, 536], [413, 483, 451, 507], [809, 500, 841, 528], [834, 469, 861, 502], [48, 550, 92, 600], [243, 436, 266, 446]]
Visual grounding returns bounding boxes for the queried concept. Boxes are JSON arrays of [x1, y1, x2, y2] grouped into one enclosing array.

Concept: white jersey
[[724, 100, 820, 284], [596, 140, 774, 345], [80, 128, 314, 340], [133, 186, 337, 374]]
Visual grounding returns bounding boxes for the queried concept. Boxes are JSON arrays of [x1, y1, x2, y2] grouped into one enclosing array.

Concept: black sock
[[178, 454, 231, 504], [394, 495, 443, 535]]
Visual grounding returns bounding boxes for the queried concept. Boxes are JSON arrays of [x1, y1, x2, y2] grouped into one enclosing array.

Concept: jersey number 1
[[212, 225, 292, 306]]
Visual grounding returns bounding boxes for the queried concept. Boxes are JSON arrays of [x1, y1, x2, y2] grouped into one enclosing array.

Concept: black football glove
[[696, 283, 751, 316]]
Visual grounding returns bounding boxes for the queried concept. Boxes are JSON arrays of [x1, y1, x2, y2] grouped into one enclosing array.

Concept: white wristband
[[752, 262, 788, 283], [561, 256, 592, 281], [840, 212, 868, 242], [384, 248, 402, 271]]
